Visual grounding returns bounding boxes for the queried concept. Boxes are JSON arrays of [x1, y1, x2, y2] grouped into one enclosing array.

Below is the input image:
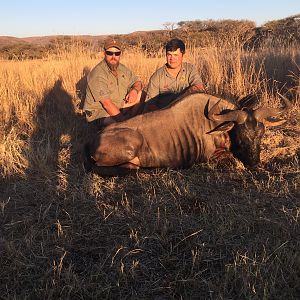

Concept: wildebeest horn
[[208, 99, 248, 124], [253, 92, 292, 121]]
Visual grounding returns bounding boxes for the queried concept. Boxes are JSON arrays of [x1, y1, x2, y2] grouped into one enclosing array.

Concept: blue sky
[[1, 0, 299, 37]]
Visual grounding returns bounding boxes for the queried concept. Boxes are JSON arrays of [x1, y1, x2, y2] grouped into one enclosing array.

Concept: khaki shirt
[[83, 60, 138, 121], [146, 62, 202, 105]]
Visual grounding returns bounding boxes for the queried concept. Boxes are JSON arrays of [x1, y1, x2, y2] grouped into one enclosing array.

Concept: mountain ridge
[[0, 30, 165, 48]]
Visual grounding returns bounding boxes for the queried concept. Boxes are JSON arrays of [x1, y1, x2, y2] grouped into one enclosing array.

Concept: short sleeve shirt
[[146, 62, 202, 101], [83, 59, 138, 121]]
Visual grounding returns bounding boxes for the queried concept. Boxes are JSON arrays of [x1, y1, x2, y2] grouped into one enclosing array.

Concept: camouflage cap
[[103, 38, 122, 50]]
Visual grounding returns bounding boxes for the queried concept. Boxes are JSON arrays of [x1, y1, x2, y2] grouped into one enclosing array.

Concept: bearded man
[[83, 38, 143, 128]]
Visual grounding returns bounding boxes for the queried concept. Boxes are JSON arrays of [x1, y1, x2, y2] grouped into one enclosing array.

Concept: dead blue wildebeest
[[84, 93, 291, 176]]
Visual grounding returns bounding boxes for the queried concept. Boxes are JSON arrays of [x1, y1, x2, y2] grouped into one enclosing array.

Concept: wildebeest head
[[207, 93, 291, 167]]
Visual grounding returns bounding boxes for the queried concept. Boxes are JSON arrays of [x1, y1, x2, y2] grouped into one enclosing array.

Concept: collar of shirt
[[164, 63, 186, 78]]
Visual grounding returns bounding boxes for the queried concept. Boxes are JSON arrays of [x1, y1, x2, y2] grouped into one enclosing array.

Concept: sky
[[0, 0, 300, 38]]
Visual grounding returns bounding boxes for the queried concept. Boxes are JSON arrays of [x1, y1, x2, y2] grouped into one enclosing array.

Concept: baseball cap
[[104, 38, 122, 51]]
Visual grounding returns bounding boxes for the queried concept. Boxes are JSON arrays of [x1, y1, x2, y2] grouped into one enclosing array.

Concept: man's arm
[[180, 83, 206, 97], [131, 81, 143, 92], [125, 80, 143, 104], [100, 98, 121, 116], [177, 63, 206, 98], [169, 83, 206, 105]]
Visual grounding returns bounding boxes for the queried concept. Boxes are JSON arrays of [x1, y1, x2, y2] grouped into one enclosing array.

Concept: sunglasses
[[105, 50, 121, 56]]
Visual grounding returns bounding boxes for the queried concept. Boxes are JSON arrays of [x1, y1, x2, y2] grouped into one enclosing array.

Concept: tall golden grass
[[0, 39, 299, 299], [0, 40, 299, 177]]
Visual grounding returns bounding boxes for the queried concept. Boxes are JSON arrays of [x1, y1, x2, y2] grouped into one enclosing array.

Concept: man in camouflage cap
[[83, 38, 144, 127]]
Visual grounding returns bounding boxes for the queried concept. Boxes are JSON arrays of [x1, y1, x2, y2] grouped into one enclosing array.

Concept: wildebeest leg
[[91, 165, 138, 177], [88, 128, 143, 168]]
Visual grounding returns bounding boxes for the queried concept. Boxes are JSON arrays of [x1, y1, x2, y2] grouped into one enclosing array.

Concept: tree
[[163, 22, 178, 38]]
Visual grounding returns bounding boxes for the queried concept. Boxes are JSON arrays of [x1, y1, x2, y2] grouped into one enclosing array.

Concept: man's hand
[[125, 88, 138, 104], [190, 83, 206, 93], [179, 83, 206, 99]]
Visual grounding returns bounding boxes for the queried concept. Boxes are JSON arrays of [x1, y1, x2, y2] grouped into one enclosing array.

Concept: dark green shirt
[[83, 60, 138, 121]]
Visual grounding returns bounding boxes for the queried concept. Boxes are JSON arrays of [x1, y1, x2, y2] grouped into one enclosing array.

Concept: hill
[[0, 14, 299, 59], [0, 36, 30, 47]]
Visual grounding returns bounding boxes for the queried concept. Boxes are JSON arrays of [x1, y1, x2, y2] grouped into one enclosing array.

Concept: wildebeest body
[[89, 94, 235, 168], [87, 92, 290, 174]]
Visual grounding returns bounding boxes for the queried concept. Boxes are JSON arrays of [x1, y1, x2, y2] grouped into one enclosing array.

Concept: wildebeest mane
[[165, 91, 258, 111]]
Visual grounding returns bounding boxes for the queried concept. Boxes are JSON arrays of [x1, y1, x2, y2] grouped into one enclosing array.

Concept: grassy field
[[0, 41, 299, 299]]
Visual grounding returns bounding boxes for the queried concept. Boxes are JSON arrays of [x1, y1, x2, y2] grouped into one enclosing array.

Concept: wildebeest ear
[[237, 94, 258, 109], [206, 122, 235, 135]]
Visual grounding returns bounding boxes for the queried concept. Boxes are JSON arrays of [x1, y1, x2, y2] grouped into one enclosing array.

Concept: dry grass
[[0, 41, 299, 299]]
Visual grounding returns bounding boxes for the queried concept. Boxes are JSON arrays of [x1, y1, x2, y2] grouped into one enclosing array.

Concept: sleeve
[[83, 71, 111, 111], [188, 64, 203, 86], [146, 71, 160, 101], [88, 72, 111, 101]]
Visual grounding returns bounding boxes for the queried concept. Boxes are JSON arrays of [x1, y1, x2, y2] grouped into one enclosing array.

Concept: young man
[[83, 38, 143, 127], [145, 38, 205, 110]]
